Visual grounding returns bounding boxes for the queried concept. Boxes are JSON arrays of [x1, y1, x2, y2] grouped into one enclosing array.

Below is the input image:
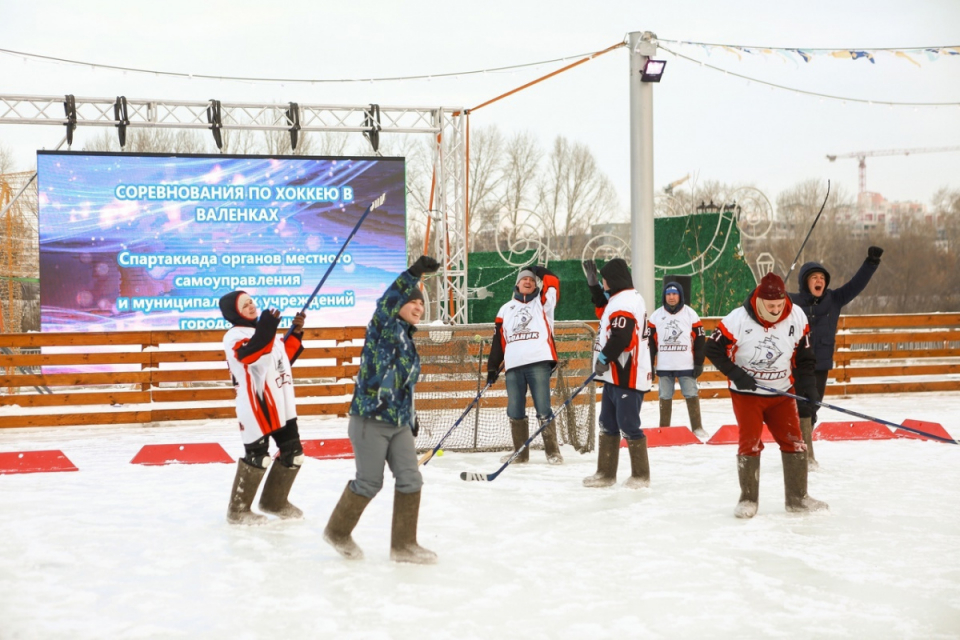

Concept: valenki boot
[[799, 417, 819, 470], [685, 397, 708, 439], [540, 418, 564, 465], [583, 433, 620, 488], [258, 461, 303, 519], [782, 451, 828, 513], [623, 437, 650, 489], [500, 418, 530, 463], [734, 455, 760, 519], [390, 490, 438, 564], [323, 483, 373, 560], [227, 459, 268, 525], [659, 399, 673, 427]]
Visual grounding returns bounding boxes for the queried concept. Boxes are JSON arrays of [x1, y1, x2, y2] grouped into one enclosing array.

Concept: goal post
[[413, 321, 597, 454]]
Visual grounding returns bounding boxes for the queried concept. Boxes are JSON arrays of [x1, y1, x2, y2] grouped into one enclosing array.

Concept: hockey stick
[[283, 192, 386, 339], [418, 370, 500, 467], [460, 372, 598, 482], [783, 180, 830, 283], [755, 383, 958, 445]]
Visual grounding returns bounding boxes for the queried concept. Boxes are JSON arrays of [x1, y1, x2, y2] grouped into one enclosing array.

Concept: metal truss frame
[[0, 93, 470, 324]]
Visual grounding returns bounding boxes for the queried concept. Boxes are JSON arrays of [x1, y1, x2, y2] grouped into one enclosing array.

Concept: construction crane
[[826, 146, 960, 194], [662, 174, 690, 194]]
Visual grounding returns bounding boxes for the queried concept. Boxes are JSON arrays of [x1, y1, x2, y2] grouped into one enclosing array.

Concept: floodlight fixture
[[640, 59, 667, 83]]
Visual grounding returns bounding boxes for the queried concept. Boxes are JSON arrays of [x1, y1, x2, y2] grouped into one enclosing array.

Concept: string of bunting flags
[[657, 39, 960, 67]]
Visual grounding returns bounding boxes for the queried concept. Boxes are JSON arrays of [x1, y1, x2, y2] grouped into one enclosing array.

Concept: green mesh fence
[[468, 213, 757, 322]]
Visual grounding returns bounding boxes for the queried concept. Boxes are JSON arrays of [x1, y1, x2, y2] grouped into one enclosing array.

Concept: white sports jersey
[[649, 305, 703, 371], [715, 304, 810, 395], [594, 289, 651, 392], [223, 326, 299, 444], [496, 284, 558, 371]]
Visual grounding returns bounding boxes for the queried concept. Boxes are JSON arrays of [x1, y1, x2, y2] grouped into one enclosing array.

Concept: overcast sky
[[2, 0, 959, 213]]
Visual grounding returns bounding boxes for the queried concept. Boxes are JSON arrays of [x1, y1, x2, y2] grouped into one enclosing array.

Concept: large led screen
[[38, 152, 407, 333]]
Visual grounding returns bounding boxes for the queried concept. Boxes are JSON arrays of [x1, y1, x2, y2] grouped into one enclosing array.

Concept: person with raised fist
[[788, 245, 883, 469], [486, 264, 563, 465], [324, 255, 440, 565], [220, 291, 307, 525]]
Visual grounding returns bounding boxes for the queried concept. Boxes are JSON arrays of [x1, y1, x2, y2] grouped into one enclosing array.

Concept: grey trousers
[[348, 414, 424, 499]]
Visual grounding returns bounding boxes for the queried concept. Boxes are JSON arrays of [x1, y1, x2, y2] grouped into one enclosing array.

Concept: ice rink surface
[[2, 392, 959, 639]]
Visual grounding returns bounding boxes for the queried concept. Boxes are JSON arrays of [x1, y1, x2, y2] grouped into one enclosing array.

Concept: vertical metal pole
[[628, 31, 657, 310]]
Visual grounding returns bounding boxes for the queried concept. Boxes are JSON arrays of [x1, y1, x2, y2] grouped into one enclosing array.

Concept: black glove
[[693, 365, 704, 379], [409, 255, 440, 277], [594, 357, 610, 376], [412, 417, 420, 438], [258, 308, 282, 332], [583, 260, 600, 287], [795, 379, 820, 408], [531, 265, 549, 279], [866, 246, 883, 265], [486, 370, 499, 386], [729, 367, 757, 392]]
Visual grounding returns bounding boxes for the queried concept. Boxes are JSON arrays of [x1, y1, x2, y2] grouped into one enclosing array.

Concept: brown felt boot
[[540, 418, 564, 465], [390, 490, 437, 565], [258, 461, 303, 519], [226, 459, 268, 525], [583, 433, 620, 488], [800, 417, 819, 470], [782, 451, 829, 513], [686, 396, 708, 439], [323, 483, 372, 560], [623, 437, 651, 489], [500, 418, 530, 463], [659, 399, 673, 427], [734, 455, 760, 519]]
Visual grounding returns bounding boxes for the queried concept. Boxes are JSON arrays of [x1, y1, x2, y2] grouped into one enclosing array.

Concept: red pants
[[730, 391, 806, 457]]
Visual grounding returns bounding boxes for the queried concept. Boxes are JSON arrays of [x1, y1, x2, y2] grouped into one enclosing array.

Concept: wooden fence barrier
[[0, 313, 957, 428]]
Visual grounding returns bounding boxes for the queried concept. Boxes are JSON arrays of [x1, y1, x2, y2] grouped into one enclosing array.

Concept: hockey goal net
[[413, 321, 596, 454]]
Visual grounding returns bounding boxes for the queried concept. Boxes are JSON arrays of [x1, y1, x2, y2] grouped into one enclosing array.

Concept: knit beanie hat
[[757, 273, 786, 300], [516, 269, 537, 284], [406, 287, 425, 304]]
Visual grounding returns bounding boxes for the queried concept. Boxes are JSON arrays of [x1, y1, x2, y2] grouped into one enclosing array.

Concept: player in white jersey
[[648, 281, 707, 437], [581, 258, 653, 489], [486, 265, 562, 464], [220, 290, 306, 525], [705, 273, 827, 519]]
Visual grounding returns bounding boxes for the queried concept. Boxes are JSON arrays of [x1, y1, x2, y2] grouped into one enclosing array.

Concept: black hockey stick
[[283, 192, 386, 339], [783, 180, 830, 283], [460, 372, 597, 482], [418, 369, 501, 467], [755, 383, 958, 444]]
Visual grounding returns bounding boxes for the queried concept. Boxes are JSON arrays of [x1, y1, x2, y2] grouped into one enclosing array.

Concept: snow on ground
[[1, 392, 959, 639]]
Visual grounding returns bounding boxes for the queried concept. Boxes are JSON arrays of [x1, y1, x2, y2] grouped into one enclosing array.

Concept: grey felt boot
[[500, 418, 530, 463], [227, 459, 268, 525], [800, 417, 819, 470], [323, 483, 373, 560], [390, 490, 438, 564], [734, 455, 760, 519], [782, 451, 829, 513], [686, 396, 708, 439], [540, 418, 564, 465], [623, 437, 651, 489], [583, 433, 620, 488], [659, 399, 673, 427], [258, 461, 303, 519]]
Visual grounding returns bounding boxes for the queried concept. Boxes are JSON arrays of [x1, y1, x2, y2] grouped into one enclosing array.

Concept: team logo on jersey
[[745, 336, 788, 380], [659, 319, 687, 352], [506, 306, 540, 343]]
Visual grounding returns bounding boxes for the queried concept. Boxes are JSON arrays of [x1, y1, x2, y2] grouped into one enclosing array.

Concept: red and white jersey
[[594, 289, 651, 392], [223, 327, 299, 444], [649, 306, 703, 371], [496, 282, 558, 371], [715, 305, 810, 395]]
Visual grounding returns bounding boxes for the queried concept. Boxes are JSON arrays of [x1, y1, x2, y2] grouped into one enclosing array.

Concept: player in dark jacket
[[788, 246, 882, 468]]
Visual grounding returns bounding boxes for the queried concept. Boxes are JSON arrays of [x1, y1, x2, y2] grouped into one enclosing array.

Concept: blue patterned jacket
[[349, 270, 421, 428]]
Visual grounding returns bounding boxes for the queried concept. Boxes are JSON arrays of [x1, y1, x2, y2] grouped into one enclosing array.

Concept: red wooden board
[[131, 443, 234, 466], [706, 424, 775, 445], [895, 419, 955, 443], [814, 421, 895, 441], [302, 438, 354, 460], [0, 450, 79, 475], [620, 427, 703, 448]]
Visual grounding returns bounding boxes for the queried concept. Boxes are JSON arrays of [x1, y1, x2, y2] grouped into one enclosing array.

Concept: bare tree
[[495, 130, 542, 249], [83, 128, 206, 154], [466, 125, 505, 251]]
